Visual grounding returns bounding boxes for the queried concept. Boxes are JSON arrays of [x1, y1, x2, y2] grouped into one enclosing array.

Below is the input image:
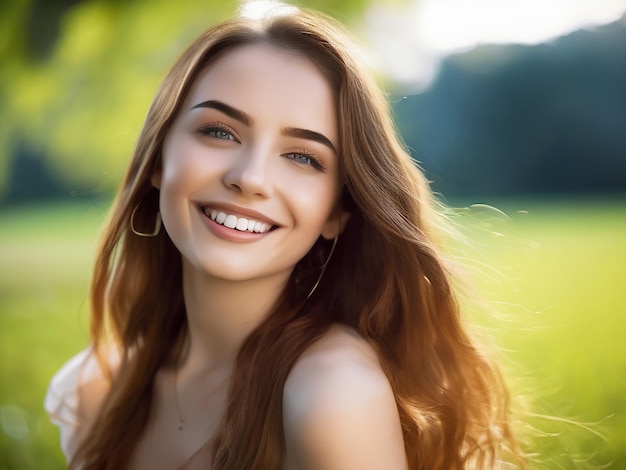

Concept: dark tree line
[[393, 15, 626, 200]]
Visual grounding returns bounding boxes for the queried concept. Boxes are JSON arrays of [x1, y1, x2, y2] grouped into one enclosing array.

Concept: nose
[[222, 145, 274, 198]]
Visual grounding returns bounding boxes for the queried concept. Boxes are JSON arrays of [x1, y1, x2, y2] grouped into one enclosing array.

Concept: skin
[[283, 325, 408, 470], [71, 43, 407, 469]]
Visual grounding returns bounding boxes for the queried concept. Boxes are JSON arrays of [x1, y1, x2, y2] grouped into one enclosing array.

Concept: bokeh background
[[1, 0, 625, 467]]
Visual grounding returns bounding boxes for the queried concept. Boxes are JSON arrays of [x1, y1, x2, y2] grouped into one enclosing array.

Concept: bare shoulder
[[282, 324, 407, 470]]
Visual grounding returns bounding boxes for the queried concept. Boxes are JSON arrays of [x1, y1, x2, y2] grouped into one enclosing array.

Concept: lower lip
[[197, 208, 272, 242]]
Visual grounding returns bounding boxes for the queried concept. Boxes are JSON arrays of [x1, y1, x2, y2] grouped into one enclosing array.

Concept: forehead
[[182, 42, 337, 141]]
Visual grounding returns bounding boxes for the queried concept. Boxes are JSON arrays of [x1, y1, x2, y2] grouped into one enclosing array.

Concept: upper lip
[[194, 201, 281, 227]]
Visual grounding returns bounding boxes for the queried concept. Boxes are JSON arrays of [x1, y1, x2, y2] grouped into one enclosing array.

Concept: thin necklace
[[174, 358, 186, 431]]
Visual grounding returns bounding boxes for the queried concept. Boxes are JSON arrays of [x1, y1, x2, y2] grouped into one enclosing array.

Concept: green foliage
[[0, 199, 624, 468]]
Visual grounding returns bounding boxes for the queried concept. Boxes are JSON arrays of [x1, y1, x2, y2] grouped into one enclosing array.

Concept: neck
[[180, 259, 291, 373]]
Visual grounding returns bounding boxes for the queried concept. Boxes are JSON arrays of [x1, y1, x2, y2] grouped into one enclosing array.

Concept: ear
[[150, 168, 162, 190], [320, 207, 351, 240]]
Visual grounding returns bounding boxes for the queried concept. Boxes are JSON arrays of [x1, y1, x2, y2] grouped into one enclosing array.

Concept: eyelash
[[194, 123, 326, 172], [284, 149, 326, 172], [195, 122, 239, 142]]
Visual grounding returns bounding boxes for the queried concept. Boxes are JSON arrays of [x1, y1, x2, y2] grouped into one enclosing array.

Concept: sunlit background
[[367, 0, 626, 90], [1, 0, 625, 467]]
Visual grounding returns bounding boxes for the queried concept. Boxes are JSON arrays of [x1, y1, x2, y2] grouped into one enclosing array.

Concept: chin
[[191, 257, 290, 284]]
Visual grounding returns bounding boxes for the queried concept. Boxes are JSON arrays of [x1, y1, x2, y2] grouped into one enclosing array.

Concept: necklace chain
[[174, 360, 186, 431]]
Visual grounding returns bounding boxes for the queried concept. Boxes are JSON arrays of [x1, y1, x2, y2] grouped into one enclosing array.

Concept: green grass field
[[0, 199, 624, 468]]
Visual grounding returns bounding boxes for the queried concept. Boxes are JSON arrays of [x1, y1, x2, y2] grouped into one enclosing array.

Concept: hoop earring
[[130, 197, 162, 237], [305, 235, 338, 301]]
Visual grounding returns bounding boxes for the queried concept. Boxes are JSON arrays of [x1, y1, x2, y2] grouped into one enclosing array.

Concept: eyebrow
[[191, 99, 337, 153], [281, 127, 337, 154], [191, 100, 252, 126]]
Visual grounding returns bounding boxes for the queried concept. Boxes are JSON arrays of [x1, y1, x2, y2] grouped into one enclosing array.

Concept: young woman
[[46, 5, 523, 469]]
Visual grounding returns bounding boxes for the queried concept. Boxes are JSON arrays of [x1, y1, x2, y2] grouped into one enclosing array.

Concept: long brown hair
[[74, 7, 523, 469]]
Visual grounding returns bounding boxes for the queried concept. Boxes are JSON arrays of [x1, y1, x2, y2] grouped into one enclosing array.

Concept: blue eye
[[285, 151, 325, 172], [196, 124, 238, 142]]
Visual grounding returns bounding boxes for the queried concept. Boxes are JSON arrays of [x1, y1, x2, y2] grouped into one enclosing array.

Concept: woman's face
[[154, 42, 345, 284]]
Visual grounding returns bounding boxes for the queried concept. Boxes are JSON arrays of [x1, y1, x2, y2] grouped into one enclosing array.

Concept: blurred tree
[[394, 16, 626, 200], [0, 0, 375, 203]]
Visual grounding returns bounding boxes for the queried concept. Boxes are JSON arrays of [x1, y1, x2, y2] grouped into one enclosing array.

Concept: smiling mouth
[[201, 206, 276, 234]]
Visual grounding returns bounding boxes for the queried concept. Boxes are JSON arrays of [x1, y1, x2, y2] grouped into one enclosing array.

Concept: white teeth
[[206, 207, 272, 233], [224, 215, 237, 229]]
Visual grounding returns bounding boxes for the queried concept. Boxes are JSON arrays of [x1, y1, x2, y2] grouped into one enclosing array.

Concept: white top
[[44, 347, 117, 462]]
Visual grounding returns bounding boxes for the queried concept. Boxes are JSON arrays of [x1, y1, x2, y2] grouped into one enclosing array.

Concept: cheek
[[161, 140, 191, 186], [160, 139, 209, 196], [285, 177, 339, 229], [157, 142, 200, 233]]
